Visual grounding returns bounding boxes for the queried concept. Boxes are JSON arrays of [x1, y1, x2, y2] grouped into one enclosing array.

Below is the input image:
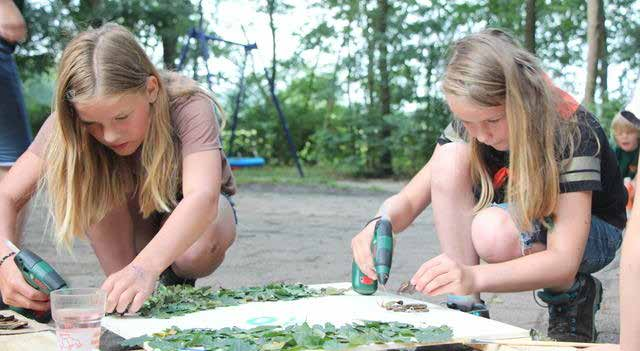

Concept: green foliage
[[302, 97, 449, 177], [16, 0, 202, 135], [229, 62, 449, 177], [386, 98, 451, 176], [14, 0, 640, 178], [21, 71, 55, 135], [122, 321, 454, 351], [138, 283, 346, 319], [599, 97, 627, 134]]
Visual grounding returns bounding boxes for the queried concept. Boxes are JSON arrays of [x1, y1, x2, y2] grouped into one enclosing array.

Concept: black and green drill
[[1, 240, 67, 322], [351, 217, 394, 295]]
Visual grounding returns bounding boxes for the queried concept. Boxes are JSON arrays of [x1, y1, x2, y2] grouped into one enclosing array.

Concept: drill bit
[[5, 240, 19, 254]]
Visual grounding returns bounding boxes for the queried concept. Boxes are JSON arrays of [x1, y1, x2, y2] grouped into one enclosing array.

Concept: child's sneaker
[[446, 299, 490, 319], [536, 273, 602, 342], [159, 266, 196, 287]]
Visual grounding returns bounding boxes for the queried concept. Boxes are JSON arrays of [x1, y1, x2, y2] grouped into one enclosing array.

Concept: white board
[[102, 282, 529, 341]]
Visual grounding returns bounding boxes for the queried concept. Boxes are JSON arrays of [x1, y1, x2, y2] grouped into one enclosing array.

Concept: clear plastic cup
[[51, 288, 106, 351]]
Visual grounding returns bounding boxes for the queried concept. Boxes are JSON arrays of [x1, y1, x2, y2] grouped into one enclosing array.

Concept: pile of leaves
[[123, 321, 454, 351], [139, 283, 347, 318]]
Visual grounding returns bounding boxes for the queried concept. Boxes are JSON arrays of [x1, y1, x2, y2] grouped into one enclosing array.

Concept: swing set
[[176, 3, 304, 177]]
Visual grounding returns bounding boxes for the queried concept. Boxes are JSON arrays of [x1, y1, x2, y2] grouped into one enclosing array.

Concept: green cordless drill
[[352, 218, 394, 295], [1, 240, 67, 323]]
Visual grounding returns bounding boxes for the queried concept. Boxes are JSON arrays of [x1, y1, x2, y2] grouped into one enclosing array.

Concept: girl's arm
[[412, 190, 592, 295], [351, 144, 439, 279], [472, 191, 592, 292], [134, 149, 223, 272], [586, 168, 640, 351], [0, 151, 50, 310], [101, 149, 223, 313]]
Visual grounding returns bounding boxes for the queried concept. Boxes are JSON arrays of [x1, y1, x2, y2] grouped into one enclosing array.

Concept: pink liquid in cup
[[51, 288, 105, 351]]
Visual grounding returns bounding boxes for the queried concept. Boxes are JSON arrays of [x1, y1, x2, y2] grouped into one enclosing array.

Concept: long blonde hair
[[45, 23, 225, 248], [442, 29, 577, 232]]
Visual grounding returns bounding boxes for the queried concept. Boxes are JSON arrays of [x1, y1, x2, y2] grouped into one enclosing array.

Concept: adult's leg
[[0, 40, 31, 239]]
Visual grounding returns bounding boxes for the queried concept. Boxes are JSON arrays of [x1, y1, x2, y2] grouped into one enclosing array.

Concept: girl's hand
[[351, 223, 377, 280], [0, 258, 50, 311], [410, 253, 476, 296], [101, 263, 159, 314]]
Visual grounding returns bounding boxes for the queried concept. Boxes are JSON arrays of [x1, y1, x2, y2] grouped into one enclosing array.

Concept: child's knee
[[174, 220, 235, 276], [471, 207, 520, 263], [431, 143, 472, 192], [218, 198, 237, 248], [216, 225, 236, 253], [173, 244, 225, 278]]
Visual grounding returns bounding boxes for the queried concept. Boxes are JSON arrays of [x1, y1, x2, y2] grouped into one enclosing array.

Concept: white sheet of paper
[[102, 282, 529, 341]]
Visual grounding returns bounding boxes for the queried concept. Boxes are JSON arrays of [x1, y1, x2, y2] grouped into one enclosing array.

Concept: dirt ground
[[21, 181, 621, 345]]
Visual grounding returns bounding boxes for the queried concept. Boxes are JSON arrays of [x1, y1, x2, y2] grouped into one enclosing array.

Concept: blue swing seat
[[228, 157, 266, 169]]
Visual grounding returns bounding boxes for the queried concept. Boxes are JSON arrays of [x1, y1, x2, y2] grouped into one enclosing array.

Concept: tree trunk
[[524, 0, 536, 54], [79, 0, 102, 27], [584, 0, 602, 107], [161, 32, 178, 70], [268, 0, 277, 84], [376, 0, 393, 176], [597, 0, 608, 104], [305, 52, 321, 113], [365, 15, 376, 113]]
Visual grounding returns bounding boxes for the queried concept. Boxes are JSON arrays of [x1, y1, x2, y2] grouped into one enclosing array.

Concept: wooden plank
[[0, 309, 58, 351], [472, 339, 594, 348], [1, 331, 58, 351], [0, 309, 53, 336], [480, 347, 577, 351]]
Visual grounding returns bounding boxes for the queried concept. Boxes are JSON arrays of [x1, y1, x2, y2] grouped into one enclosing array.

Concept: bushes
[[224, 87, 451, 178], [304, 97, 450, 177], [21, 71, 54, 136], [21, 69, 452, 178]]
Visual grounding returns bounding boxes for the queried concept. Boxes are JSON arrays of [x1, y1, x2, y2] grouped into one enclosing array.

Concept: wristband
[[363, 216, 382, 229], [0, 252, 15, 269]]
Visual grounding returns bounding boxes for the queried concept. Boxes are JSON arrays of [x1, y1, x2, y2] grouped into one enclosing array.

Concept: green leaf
[[322, 339, 348, 350], [120, 335, 152, 347], [260, 341, 286, 351], [227, 339, 258, 351], [414, 326, 454, 343], [138, 283, 346, 319], [133, 321, 453, 351]]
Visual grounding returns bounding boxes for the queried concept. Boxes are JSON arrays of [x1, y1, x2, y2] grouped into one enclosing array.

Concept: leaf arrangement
[[138, 283, 347, 318], [122, 321, 454, 351]]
